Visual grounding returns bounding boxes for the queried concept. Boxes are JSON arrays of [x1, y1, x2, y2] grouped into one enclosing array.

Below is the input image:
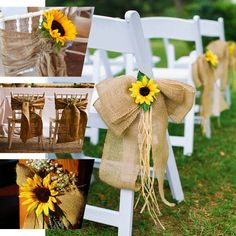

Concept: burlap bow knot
[[94, 75, 195, 226], [16, 163, 84, 229], [11, 96, 45, 143], [55, 98, 88, 143], [192, 54, 228, 133]]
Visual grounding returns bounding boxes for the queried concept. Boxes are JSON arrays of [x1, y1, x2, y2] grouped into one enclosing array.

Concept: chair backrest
[[10, 92, 45, 119], [54, 93, 88, 120], [141, 16, 203, 55], [88, 11, 153, 77], [197, 16, 225, 40]]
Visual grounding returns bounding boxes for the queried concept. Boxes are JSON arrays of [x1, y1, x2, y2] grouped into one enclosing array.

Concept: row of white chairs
[[0, 8, 229, 235]]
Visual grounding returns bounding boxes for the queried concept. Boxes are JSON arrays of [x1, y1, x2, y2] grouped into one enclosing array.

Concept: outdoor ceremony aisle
[[47, 91, 236, 235]]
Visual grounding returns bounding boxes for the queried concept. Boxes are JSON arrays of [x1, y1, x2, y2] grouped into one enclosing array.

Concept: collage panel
[[0, 7, 93, 77], [0, 83, 94, 153], [0, 158, 94, 229]]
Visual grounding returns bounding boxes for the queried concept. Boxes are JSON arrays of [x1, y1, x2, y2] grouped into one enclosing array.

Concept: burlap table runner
[[16, 163, 85, 229], [192, 54, 228, 133], [0, 7, 83, 76], [94, 75, 195, 226], [56, 98, 88, 143], [11, 96, 45, 143], [207, 40, 229, 91]]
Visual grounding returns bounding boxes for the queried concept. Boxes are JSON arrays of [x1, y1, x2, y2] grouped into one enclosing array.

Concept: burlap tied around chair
[[16, 163, 85, 229], [94, 75, 195, 228], [192, 54, 228, 133], [207, 40, 229, 91], [0, 7, 81, 76], [55, 98, 88, 143], [11, 96, 45, 143]]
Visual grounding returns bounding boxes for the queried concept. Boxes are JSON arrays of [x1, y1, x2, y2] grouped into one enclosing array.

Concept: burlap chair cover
[[16, 163, 85, 229], [94, 75, 195, 225], [192, 54, 228, 132], [55, 98, 88, 143], [207, 40, 229, 90], [0, 7, 86, 76], [11, 96, 45, 143]]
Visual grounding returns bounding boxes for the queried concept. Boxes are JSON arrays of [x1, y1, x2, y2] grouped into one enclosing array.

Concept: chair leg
[[52, 122, 59, 148], [183, 105, 195, 156], [118, 189, 134, 236], [8, 121, 15, 150], [49, 121, 52, 144], [166, 132, 184, 203], [205, 118, 211, 139]]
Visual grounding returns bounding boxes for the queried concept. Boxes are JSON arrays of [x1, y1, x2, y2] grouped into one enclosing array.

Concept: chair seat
[[7, 116, 21, 123], [49, 117, 60, 123], [152, 68, 190, 81]]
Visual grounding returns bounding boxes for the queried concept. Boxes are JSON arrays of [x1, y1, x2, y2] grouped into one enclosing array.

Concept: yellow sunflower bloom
[[228, 42, 236, 56], [129, 75, 160, 106], [43, 9, 77, 46], [205, 50, 219, 67], [19, 173, 58, 217]]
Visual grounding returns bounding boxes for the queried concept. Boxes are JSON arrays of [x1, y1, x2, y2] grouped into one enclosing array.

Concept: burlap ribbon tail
[[192, 54, 228, 133], [16, 163, 85, 229], [55, 98, 88, 143], [94, 75, 195, 227], [11, 97, 45, 143]]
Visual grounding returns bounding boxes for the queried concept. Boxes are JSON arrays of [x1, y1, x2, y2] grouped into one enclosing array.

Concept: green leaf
[[140, 103, 150, 112], [137, 70, 145, 81]]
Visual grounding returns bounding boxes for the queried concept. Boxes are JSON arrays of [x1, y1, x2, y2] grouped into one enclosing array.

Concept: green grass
[[47, 41, 236, 235]]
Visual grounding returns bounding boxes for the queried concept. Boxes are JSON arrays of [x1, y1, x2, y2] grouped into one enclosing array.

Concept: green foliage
[[185, 0, 236, 41]]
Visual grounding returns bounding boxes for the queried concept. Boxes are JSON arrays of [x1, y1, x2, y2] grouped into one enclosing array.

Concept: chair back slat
[[141, 16, 203, 55], [198, 17, 225, 40]]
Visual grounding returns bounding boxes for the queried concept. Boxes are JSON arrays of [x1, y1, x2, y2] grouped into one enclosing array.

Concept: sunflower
[[129, 75, 160, 106], [42, 9, 77, 46], [228, 42, 236, 56], [19, 174, 58, 217], [205, 49, 219, 67]]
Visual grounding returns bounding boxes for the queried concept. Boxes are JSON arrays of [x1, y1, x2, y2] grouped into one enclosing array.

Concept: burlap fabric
[[192, 54, 228, 132], [0, 7, 83, 76], [56, 97, 88, 143], [207, 40, 229, 90], [16, 163, 85, 229], [94, 75, 195, 224], [11, 96, 45, 143]]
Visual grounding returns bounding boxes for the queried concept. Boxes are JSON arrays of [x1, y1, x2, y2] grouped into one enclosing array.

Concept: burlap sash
[[16, 163, 85, 229], [56, 98, 88, 143], [207, 40, 229, 90], [94, 75, 195, 209], [11, 97, 45, 143], [0, 7, 82, 76], [192, 54, 228, 132]]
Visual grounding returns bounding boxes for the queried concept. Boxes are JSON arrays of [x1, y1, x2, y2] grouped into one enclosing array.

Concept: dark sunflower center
[[139, 87, 150, 96], [34, 187, 51, 203], [51, 20, 65, 36]]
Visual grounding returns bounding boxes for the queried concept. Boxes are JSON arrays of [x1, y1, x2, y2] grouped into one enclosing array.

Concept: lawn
[[47, 41, 236, 235]]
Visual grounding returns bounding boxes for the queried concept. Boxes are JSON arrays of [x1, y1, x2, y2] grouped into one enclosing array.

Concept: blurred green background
[[46, 0, 236, 41]]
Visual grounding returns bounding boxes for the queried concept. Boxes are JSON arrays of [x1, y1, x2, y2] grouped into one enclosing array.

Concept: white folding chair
[[136, 16, 204, 153], [166, 16, 230, 106], [83, 11, 184, 236]]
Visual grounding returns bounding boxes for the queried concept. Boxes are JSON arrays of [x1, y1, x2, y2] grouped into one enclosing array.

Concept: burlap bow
[[192, 54, 228, 133], [11, 96, 45, 143], [0, 7, 80, 76], [56, 98, 88, 143], [16, 163, 85, 229], [94, 75, 195, 227], [207, 40, 229, 90]]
